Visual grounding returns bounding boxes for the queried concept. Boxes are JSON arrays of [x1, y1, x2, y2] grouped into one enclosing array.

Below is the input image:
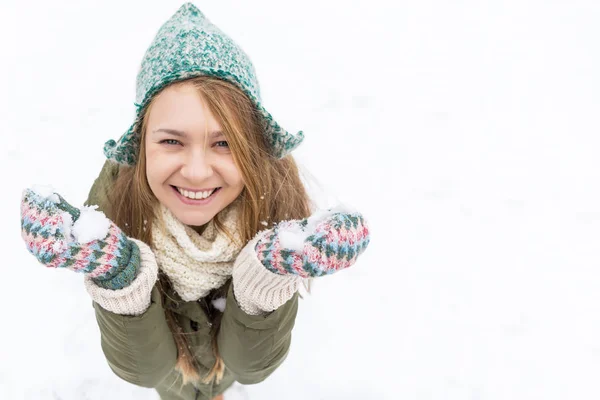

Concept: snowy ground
[[2, 0, 600, 399]]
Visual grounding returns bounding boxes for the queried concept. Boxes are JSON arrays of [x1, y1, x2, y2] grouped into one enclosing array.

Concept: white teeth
[[177, 187, 216, 200]]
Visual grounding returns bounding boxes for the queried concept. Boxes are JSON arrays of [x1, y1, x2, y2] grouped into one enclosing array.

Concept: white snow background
[[1, 0, 600, 399]]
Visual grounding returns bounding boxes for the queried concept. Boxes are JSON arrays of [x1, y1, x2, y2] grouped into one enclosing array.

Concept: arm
[[83, 160, 177, 387], [21, 181, 175, 388], [219, 209, 371, 384], [218, 241, 300, 384]]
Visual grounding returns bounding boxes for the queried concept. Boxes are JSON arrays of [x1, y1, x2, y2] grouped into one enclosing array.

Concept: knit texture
[[104, 2, 304, 165], [255, 212, 371, 278], [151, 201, 243, 302], [84, 239, 159, 316], [20, 188, 140, 290], [232, 236, 302, 315]]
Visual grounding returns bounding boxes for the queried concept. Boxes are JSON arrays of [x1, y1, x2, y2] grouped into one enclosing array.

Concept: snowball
[[278, 223, 309, 251], [212, 297, 226, 312], [71, 206, 111, 243], [31, 184, 60, 203], [260, 221, 268, 226]]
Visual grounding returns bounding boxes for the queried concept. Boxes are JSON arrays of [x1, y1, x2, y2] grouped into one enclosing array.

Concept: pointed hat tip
[[177, 2, 203, 15], [169, 3, 206, 23]]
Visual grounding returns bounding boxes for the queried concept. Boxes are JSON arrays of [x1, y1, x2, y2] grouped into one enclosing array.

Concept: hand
[[254, 210, 370, 278], [20, 187, 140, 290]]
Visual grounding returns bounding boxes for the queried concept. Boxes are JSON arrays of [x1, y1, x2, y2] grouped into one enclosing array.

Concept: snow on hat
[[103, 2, 304, 165]]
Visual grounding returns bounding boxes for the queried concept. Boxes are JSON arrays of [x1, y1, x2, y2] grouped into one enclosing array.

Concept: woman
[[20, 3, 370, 399]]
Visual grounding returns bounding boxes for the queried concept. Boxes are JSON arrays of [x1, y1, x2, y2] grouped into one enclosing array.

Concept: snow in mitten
[[255, 210, 370, 278], [20, 186, 140, 290]]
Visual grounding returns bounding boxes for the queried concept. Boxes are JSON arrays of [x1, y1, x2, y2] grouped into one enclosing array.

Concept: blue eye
[[160, 139, 181, 146], [215, 141, 229, 148]]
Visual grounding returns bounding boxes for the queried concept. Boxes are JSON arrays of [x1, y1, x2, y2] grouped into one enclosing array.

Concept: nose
[[180, 149, 214, 182]]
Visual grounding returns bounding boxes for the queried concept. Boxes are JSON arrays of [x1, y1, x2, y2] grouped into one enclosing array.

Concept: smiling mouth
[[171, 185, 221, 200]]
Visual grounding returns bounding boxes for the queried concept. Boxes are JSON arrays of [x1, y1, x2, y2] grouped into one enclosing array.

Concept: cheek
[[217, 159, 244, 187], [145, 150, 179, 186]]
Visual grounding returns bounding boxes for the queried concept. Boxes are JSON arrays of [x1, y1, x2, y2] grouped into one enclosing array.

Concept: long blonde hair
[[105, 76, 312, 385]]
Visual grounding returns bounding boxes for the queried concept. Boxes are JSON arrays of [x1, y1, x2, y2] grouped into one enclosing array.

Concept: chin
[[171, 209, 215, 227]]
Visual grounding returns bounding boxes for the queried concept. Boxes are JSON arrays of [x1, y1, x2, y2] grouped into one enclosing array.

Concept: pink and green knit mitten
[[255, 210, 370, 278], [20, 187, 140, 290]]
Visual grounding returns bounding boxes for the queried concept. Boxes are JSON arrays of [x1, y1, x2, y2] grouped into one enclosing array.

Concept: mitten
[[255, 210, 370, 278], [232, 209, 370, 315], [20, 187, 140, 290]]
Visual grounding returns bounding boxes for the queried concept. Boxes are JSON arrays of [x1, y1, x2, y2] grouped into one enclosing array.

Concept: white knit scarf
[[151, 200, 244, 302]]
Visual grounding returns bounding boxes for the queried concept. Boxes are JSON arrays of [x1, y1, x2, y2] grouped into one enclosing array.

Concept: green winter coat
[[85, 161, 299, 400]]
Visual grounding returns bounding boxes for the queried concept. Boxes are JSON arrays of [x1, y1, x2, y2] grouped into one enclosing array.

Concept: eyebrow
[[152, 128, 224, 138]]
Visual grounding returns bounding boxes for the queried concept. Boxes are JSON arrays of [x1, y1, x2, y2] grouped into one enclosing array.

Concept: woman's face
[[145, 83, 244, 227]]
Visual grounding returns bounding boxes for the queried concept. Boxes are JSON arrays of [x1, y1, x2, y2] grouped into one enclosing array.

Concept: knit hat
[[104, 2, 304, 165]]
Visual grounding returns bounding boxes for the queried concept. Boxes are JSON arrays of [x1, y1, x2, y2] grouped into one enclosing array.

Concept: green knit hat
[[104, 2, 304, 165]]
